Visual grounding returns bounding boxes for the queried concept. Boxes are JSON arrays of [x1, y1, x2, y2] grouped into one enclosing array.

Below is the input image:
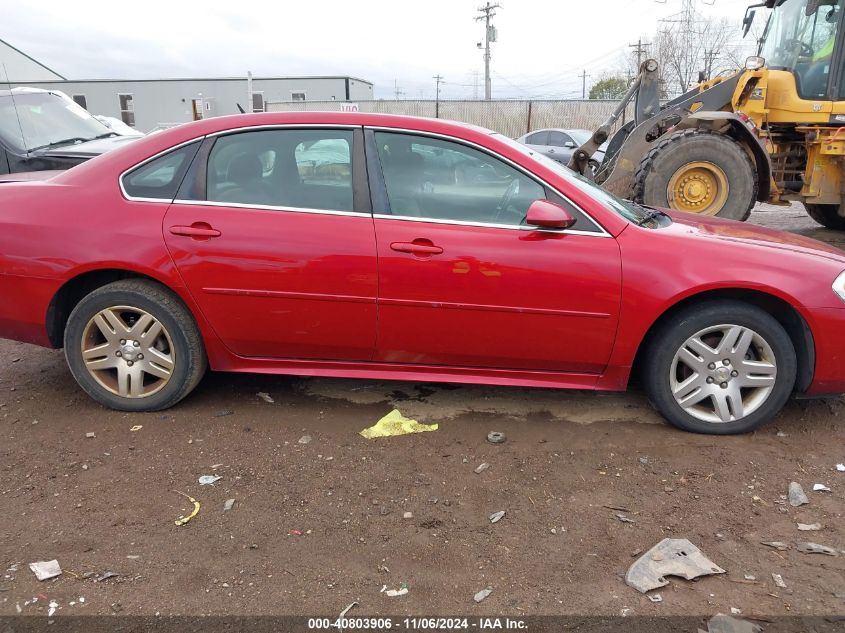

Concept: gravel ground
[[0, 203, 844, 622]]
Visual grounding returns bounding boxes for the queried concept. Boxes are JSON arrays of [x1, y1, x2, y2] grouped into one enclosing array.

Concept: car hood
[[33, 135, 139, 158], [665, 210, 845, 263]]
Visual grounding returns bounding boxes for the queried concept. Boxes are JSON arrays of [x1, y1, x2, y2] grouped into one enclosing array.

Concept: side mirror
[[525, 199, 576, 229]]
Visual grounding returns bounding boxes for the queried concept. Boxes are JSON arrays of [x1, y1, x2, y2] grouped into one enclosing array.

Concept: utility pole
[[580, 70, 590, 99], [433, 74, 444, 117], [475, 2, 500, 101], [629, 38, 651, 69], [704, 49, 719, 80], [393, 79, 405, 100]]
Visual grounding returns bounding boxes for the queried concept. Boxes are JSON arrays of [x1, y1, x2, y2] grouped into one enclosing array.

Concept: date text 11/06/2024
[[307, 617, 528, 630]]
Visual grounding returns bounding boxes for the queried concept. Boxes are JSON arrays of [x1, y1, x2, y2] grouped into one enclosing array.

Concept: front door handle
[[169, 223, 221, 239], [390, 240, 444, 256]]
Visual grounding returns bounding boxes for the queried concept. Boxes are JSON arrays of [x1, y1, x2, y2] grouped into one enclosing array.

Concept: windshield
[[494, 133, 650, 224], [0, 91, 112, 153], [760, 0, 841, 71]]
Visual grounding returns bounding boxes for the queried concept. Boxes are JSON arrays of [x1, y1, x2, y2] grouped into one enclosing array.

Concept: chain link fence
[[266, 99, 631, 138]]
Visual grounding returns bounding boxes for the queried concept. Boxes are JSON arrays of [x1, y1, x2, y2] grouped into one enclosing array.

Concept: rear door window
[[205, 129, 354, 211]]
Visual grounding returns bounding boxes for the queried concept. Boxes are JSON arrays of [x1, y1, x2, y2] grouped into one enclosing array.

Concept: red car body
[[1, 111, 845, 397]]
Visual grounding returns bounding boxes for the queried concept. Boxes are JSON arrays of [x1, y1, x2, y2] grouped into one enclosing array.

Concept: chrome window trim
[[170, 198, 365, 217], [372, 213, 606, 236], [118, 124, 360, 203], [366, 125, 610, 237]]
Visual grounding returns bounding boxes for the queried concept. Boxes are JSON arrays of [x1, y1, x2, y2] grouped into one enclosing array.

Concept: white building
[[1, 38, 374, 132]]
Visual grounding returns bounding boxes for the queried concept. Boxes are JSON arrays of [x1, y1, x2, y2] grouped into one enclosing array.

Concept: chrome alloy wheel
[[80, 306, 175, 398], [669, 324, 777, 424]]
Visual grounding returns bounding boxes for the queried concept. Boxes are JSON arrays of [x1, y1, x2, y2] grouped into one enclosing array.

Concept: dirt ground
[[1, 203, 844, 623]]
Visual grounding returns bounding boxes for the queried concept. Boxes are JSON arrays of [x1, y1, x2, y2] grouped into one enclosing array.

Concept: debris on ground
[[95, 571, 120, 582], [761, 541, 790, 551], [359, 409, 438, 439], [213, 410, 234, 418], [223, 499, 235, 512], [28, 560, 61, 581], [813, 483, 831, 492], [129, 425, 143, 432], [382, 583, 408, 597], [339, 602, 357, 619], [48, 600, 58, 616], [489, 510, 505, 524], [298, 435, 312, 444], [616, 513, 635, 524], [796, 542, 838, 556], [486, 431, 506, 444], [174, 492, 200, 526], [403, 512, 413, 519], [837, 464, 845, 472], [474, 587, 492, 603], [772, 573, 787, 588], [85, 432, 95, 439], [198, 475, 222, 485], [256, 392, 274, 404], [474, 462, 490, 474], [788, 482, 809, 507], [648, 593, 662, 603], [797, 523, 822, 531], [625, 538, 725, 593]]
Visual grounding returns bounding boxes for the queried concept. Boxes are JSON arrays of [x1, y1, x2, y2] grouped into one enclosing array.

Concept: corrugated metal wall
[[266, 99, 630, 138]]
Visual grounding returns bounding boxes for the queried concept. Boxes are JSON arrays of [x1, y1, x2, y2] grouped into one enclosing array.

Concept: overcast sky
[[5, 0, 759, 99]]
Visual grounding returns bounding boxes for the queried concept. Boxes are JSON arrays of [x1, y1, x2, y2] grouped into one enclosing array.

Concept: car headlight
[[834, 270, 845, 302]]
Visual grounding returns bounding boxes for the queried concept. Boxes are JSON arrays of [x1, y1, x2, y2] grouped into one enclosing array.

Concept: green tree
[[589, 76, 628, 100]]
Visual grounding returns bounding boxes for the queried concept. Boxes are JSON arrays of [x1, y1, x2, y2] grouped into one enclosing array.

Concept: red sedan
[[1, 112, 844, 434]]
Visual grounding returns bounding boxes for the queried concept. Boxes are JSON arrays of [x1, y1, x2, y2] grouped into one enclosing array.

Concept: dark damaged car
[[0, 87, 137, 175]]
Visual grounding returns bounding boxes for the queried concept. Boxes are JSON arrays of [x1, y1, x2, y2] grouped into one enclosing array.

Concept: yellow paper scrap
[[359, 409, 438, 439], [174, 492, 200, 526]]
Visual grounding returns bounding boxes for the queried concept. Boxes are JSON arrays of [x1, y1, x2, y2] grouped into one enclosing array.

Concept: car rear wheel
[[642, 301, 796, 434], [64, 279, 206, 411]]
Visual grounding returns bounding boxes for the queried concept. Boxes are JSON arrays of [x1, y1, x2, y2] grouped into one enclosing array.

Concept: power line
[[475, 2, 500, 101]]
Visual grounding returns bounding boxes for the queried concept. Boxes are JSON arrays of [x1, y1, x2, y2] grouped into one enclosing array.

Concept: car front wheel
[[642, 301, 796, 434], [64, 279, 206, 411]]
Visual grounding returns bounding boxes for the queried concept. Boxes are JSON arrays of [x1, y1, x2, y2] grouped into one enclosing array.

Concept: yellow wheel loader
[[569, 0, 845, 228]]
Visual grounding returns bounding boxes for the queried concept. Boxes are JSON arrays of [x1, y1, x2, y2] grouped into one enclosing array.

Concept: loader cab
[[758, 0, 844, 100]]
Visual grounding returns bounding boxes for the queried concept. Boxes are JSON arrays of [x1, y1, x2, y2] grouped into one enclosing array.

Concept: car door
[[546, 131, 576, 162], [160, 126, 378, 360], [368, 129, 622, 374]]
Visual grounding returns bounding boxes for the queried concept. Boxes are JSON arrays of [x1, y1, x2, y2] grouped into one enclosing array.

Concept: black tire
[[64, 279, 207, 412], [634, 129, 757, 221], [641, 300, 796, 435], [805, 203, 845, 230]]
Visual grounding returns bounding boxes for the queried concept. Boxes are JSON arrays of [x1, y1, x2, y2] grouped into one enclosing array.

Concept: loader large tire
[[634, 129, 757, 221], [805, 203, 845, 230]]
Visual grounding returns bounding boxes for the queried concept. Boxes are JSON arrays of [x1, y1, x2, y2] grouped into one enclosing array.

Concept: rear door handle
[[169, 223, 221, 239], [390, 240, 444, 255]]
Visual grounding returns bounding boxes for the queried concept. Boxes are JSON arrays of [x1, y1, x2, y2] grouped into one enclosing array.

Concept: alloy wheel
[[80, 306, 175, 398], [669, 324, 777, 423]]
